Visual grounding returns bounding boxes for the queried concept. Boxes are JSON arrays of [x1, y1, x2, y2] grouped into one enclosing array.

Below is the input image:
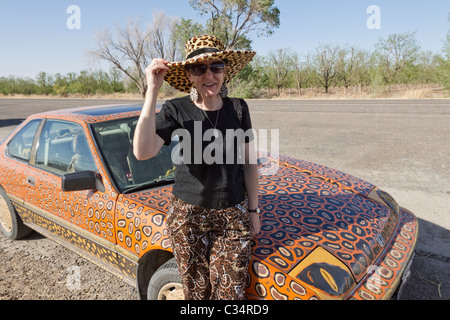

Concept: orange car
[[0, 104, 418, 300]]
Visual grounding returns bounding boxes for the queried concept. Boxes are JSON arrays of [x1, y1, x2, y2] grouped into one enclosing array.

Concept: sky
[[0, 0, 449, 78]]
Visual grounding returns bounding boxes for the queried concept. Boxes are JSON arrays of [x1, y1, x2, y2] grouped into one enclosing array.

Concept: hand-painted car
[[0, 104, 418, 300]]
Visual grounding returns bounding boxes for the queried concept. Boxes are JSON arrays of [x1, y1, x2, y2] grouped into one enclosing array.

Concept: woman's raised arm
[[133, 59, 169, 160]]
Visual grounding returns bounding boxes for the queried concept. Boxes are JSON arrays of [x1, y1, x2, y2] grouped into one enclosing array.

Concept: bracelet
[[248, 208, 260, 214]]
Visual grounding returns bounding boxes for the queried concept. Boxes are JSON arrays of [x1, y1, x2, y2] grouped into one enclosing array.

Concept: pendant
[[213, 129, 219, 138]]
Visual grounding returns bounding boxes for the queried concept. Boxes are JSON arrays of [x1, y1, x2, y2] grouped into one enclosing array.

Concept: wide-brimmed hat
[[164, 35, 256, 93]]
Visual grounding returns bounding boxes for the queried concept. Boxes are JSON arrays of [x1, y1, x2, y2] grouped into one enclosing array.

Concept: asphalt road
[[0, 98, 449, 300]]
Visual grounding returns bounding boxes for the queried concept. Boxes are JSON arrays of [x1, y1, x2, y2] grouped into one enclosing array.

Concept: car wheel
[[0, 185, 32, 240], [147, 258, 184, 300]]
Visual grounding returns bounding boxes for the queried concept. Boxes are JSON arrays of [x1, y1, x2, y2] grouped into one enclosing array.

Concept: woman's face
[[187, 60, 226, 99]]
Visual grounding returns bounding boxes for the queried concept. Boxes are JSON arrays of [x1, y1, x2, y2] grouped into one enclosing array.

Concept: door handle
[[26, 176, 36, 186]]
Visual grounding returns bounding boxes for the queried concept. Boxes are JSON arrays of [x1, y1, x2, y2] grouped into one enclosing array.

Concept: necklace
[[202, 108, 221, 138]]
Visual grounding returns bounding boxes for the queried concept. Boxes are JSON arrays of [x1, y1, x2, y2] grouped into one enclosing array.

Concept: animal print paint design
[[0, 108, 418, 300], [115, 189, 173, 256], [12, 201, 137, 284]]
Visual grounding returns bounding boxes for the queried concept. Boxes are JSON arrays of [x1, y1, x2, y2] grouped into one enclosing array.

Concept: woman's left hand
[[249, 212, 261, 239]]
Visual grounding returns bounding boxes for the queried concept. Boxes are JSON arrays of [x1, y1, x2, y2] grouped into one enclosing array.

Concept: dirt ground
[[0, 233, 138, 300], [0, 98, 449, 300]]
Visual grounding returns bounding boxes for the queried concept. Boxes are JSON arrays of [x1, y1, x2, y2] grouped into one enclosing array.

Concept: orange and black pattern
[[166, 196, 251, 300], [0, 106, 419, 300]]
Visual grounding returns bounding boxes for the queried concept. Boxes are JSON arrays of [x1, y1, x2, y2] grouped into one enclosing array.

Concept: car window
[[35, 120, 97, 175], [7, 119, 41, 162], [91, 117, 177, 191]]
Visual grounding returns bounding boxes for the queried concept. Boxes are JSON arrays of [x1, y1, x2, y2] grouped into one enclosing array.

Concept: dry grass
[[0, 92, 145, 100], [0, 84, 447, 101], [269, 84, 447, 100]]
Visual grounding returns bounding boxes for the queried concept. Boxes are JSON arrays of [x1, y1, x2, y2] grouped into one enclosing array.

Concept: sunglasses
[[188, 62, 226, 76]]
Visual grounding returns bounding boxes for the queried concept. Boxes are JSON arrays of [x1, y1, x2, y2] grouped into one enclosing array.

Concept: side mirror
[[62, 171, 104, 192]]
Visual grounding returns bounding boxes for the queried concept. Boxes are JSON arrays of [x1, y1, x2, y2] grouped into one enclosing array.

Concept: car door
[[13, 118, 137, 282], [3, 119, 42, 203], [27, 119, 116, 242]]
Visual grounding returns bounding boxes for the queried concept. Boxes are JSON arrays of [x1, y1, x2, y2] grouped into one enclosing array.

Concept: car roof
[[28, 104, 162, 124]]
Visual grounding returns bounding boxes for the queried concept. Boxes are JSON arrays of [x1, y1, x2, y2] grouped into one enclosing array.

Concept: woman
[[133, 35, 260, 300]]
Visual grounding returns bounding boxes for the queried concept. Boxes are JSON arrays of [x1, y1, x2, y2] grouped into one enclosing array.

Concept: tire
[[0, 185, 32, 240], [147, 258, 184, 300]]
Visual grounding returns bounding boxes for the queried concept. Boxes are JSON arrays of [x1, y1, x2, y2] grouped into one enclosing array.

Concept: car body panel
[[0, 104, 418, 300], [115, 188, 173, 256]]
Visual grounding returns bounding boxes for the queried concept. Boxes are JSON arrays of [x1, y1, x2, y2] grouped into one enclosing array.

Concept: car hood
[[252, 154, 397, 283], [126, 153, 397, 284]]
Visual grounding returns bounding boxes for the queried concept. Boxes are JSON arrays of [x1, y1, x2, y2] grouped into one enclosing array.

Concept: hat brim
[[164, 50, 256, 93]]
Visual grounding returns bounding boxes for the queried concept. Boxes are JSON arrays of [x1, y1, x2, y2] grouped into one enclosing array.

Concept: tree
[[335, 47, 373, 93], [90, 11, 180, 97], [229, 55, 269, 98], [438, 30, 450, 93], [354, 49, 372, 89], [374, 32, 420, 90], [336, 47, 355, 92], [313, 44, 341, 94], [148, 11, 180, 61], [36, 72, 54, 95], [108, 67, 126, 93], [174, 18, 205, 57], [293, 53, 312, 95], [411, 51, 442, 85], [444, 30, 450, 58], [265, 49, 294, 96], [189, 0, 280, 49], [91, 19, 149, 97]]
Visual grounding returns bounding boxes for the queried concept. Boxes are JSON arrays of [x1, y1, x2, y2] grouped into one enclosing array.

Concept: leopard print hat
[[164, 35, 256, 93]]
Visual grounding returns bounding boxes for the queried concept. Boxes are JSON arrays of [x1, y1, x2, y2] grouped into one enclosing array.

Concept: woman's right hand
[[146, 58, 170, 92]]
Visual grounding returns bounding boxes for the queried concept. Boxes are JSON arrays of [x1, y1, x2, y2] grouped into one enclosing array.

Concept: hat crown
[[185, 35, 225, 59], [165, 34, 256, 93]]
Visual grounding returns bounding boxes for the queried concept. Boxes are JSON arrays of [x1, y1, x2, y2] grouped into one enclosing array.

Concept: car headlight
[[288, 246, 356, 299], [376, 189, 399, 217], [367, 187, 400, 248], [367, 188, 399, 217]]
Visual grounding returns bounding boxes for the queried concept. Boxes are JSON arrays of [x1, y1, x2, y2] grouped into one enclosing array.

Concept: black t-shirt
[[155, 96, 254, 209]]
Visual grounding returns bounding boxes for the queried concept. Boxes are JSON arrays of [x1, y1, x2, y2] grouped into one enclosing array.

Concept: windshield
[[91, 117, 177, 193]]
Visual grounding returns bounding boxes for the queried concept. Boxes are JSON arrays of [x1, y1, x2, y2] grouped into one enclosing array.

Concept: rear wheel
[[0, 186, 32, 240], [147, 258, 184, 300]]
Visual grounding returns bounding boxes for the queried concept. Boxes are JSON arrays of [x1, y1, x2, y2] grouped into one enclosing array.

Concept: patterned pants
[[166, 196, 251, 300]]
